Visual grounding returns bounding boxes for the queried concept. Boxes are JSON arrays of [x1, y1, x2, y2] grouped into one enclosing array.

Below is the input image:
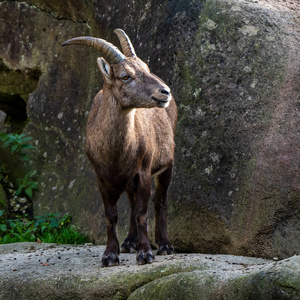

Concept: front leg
[[121, 191, 138, 253], [100, 186, 121, 267], [153, 164, 175, 255], [133, 172, 155, 265]]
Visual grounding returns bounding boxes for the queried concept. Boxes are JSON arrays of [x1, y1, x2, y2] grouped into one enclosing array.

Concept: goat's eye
[[121, 75, 130, 81]]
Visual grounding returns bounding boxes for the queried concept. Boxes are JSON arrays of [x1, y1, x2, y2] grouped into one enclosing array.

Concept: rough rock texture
[[0, 0, 299, 259], [165, 0, 300, 259], [0, 243, 300, 300], [0, 0, 103, 240]]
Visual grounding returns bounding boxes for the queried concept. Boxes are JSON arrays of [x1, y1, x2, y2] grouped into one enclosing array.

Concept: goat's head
[[62, 29, 172, 109]]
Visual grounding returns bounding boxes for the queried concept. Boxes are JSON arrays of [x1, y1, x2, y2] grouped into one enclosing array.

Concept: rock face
[[0, 0, 299, 258], [164, 0, 300, 259], [0, 243, 300, 300]]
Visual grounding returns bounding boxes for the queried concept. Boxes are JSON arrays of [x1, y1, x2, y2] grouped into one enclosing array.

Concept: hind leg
[[153, 164, 175, 255]]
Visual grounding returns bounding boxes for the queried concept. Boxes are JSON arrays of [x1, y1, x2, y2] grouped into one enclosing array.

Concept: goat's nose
[[161, 88, 170, 96]]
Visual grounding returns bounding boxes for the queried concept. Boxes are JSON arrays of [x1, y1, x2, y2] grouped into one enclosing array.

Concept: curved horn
[[62, 36, 125, 64], [114, 29, 136, 58]]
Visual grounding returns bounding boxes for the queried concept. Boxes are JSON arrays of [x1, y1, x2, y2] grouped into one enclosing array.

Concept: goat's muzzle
[[152, 88, 172, 108]]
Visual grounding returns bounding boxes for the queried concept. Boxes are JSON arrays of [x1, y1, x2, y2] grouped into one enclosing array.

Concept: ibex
[[62, 29, 177, 267]]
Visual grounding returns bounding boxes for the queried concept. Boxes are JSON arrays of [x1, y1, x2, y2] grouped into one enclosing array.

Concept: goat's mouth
[[152, 96, 171, 103], [152, 96, 171, 108]]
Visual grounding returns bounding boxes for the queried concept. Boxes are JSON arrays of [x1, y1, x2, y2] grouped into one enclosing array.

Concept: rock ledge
[[0, 243, 299, 299]]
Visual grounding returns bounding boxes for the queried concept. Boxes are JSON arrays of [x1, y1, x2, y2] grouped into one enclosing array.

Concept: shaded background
[[0, 0, 299, 258]]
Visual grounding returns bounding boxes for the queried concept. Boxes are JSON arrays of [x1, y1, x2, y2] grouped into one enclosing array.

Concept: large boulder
[[0, 0, 299, 258], [164, 0, 300, 259]]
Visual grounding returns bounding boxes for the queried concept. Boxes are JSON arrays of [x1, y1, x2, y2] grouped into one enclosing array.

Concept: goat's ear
[[97, 57, 112, 83]]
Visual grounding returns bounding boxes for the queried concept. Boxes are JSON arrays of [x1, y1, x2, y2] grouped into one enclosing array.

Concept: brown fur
[[85, 54, 177, 266]]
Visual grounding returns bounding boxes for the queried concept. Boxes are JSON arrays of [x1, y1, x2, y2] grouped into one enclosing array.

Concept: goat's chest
[[85, 107, 173, 180], [86, 120, 142, 171]]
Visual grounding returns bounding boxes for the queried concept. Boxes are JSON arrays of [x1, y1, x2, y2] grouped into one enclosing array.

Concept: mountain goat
[[62, 29, 177, 266]]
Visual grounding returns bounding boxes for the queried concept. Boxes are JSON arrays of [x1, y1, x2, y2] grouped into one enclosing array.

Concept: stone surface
[[165, 0, 300, 259], [0, 0, 299, 259], [0, 0, 103, 242], [0, 243, 299, 300]]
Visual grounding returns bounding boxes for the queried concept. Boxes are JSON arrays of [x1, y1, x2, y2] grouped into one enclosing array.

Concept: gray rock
[[0, 243, 299, 300]]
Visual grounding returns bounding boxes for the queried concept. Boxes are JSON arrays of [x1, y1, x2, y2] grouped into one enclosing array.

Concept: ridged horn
[[62, 36, 126, 64], [114, 29, 136, 58]]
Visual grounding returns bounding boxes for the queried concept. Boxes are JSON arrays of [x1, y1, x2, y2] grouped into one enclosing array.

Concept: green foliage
[[0, 212, 89, 245], [0, 132, 35, 161], [15, 170, 39, 198], [0, 134, 85, 245], [0, 132, 38, 202], [0, 165, 6, 182], [0, 210, 5, 221]]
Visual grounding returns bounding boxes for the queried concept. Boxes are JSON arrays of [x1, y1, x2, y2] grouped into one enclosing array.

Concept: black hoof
[[121, 240, 137, 253], [136, 249, 155, 265], [157, 245, 175, 255], [101, 253, 119, 267]]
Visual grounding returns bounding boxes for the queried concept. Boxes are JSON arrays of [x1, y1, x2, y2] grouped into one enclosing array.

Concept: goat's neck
[[102, 88, 136, 140]]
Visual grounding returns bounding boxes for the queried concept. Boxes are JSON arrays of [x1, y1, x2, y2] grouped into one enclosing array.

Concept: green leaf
[[21, 136, 33, 142], [29, 182, 39, 189], [15, 185, 23, 196], [21, 144, 35, 150], [11, 144, 20, 153], [0, 224, 7, 231], [41, 225, 47, 232], [1, 141, 11, 148], [19, 153, 29, 161], [25, 188, 33, 198], [23, 173, 30, 185]]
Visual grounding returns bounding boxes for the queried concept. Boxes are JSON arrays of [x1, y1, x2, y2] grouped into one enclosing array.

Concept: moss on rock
[[129, 255, 300, 300]]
